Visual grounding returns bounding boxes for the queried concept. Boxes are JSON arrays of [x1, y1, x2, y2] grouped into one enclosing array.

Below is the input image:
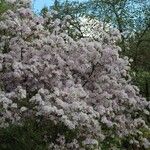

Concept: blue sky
[[32, 0, 54, 12], [32, 0, 87, 13]]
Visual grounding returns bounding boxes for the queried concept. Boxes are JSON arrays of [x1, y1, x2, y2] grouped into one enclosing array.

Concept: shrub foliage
[[0, 0, 150, 149]]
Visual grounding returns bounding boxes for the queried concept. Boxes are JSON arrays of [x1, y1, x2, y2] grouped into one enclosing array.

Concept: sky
[[32, 0, 86, 13], [32, 0, 54, 12]]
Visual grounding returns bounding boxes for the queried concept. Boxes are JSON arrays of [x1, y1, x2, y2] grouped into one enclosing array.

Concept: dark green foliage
[[0, 118, 80, 150], [131, 69, 150, 101], [0, 0, 11, 16], [0, 120, 48, 150]]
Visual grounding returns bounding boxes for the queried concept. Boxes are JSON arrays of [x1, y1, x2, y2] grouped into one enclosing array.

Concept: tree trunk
[[145, 78, 149, 101]]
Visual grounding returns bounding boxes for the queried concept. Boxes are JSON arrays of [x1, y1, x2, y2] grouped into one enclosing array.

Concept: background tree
[[0, 0, 12, 17]]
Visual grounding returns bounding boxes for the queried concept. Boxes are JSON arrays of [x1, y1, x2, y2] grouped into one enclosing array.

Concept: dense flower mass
[[0, 1, 150, 149]]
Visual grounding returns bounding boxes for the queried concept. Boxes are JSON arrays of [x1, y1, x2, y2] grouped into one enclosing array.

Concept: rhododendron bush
[[0, 1, 150, 150]]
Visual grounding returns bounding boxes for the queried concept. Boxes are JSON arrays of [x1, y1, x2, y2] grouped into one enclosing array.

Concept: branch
[[82, 62, 99, 87]]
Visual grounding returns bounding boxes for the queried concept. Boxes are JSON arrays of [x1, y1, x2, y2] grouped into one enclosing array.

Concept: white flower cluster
[[0, 2, 149, 149], [80, 17, 121, 43]]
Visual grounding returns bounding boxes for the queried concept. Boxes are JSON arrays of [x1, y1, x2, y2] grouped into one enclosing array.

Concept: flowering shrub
[[0, 1, 150, 149]]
